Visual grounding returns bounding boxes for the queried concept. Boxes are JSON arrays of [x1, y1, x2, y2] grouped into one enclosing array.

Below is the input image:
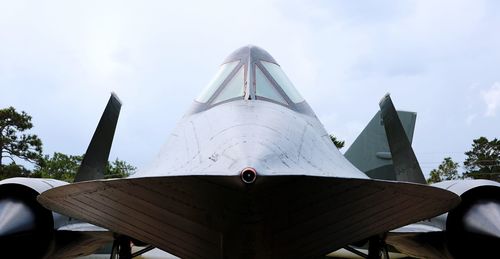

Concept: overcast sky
[[1, 0, 499, 177]]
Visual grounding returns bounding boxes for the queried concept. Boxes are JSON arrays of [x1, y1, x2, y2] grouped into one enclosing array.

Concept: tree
[[329, 134, 345, 150], [34, 152, 83, 182], [0, 107, 43, 166], [0, 107, 43, 178], [427, 157, 462, 184], [463, 137, 500, 182], [0, 163, 31, 180], [34, 152, 136, 182], [105, 158, 137, 179]]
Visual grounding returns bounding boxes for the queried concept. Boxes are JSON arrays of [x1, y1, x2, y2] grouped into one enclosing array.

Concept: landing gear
[[342, 236, 390, 259], [110, 235, 155, 259], [110, 236, 131, 259], [368, 236, 389, 259]]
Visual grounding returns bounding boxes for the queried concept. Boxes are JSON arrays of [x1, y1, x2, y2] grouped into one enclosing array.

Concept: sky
[[1, 0, 499, 177]]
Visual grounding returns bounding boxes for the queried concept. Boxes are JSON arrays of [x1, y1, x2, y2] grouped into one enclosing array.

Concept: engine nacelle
[[0, 177, 68, 258], [433, 180, 500, 258]]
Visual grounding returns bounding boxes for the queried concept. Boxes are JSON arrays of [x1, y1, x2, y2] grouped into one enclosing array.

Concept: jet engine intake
[[0, 183, 54, 258], [445, 186, 500, 258]]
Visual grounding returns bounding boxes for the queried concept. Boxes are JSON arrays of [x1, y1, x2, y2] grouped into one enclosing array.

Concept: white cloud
[[481, 82, 500, 117]]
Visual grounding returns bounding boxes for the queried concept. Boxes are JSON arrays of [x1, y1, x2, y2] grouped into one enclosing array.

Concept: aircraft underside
[[40, 175, 457, 258]]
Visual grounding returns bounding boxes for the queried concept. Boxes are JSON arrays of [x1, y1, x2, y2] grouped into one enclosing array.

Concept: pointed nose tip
[[0, 198, 36, 237], [462, 199, 500, 238], [240, 167, 257, 184]]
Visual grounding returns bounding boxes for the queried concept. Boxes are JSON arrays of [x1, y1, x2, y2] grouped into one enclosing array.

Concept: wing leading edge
[[38, 175, 459, 258]]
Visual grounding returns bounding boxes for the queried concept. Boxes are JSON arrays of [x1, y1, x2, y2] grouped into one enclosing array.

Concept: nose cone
[[463, 199, 500, 238], [0, 198, 36, 237]]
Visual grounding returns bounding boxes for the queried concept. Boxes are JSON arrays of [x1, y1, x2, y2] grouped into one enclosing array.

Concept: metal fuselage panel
[[134, 100, 367, 179]]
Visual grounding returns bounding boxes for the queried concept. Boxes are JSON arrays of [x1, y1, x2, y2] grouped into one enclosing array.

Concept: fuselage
[[37, 45, 459, 259], [132, 45, 367, 180], [134, 99, 367, 179]]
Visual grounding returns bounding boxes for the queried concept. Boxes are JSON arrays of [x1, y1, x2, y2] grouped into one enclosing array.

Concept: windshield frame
[[189, 46, 314, 116], [195, 60, 241, 103], [197, 59, 307, 110], [252, 62, 293, 107], [260, 61, 305, 103], [202, 60, 247, 106]]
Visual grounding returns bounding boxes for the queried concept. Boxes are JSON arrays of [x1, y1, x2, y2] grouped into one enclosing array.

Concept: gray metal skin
[[344, 110, 417, 181], [38, 46, 459, 259], [139, 100, 365, 179], [138, 45, 364, 178]]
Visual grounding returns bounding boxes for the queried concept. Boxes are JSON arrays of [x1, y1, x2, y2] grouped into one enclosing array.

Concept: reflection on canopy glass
[[261, 61, 304, 103], [196, 61, 239, 103], [212, 66, 245, 104], [255, 66, 287, 104], [196, 59, 304, 108]]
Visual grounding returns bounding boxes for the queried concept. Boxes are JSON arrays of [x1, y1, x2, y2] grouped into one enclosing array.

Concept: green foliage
[[0, 163, 31, 180], [105, 158, 137, 179], [33, 152, 136, 182], [0, 107, 43, 167], [34, 152, 83, 182], [329, 134, 345, 150], [463, 137, 500, 182], [0, 107, 43, 179], [427, 157, 462, 184]]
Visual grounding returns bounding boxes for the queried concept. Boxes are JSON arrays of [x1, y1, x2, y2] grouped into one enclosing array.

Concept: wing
[[39, 175, 459, 258], [386, 231, 449, 259], [51, 223, 114, 259]]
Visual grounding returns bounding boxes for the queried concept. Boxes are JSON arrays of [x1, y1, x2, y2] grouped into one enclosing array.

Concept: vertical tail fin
[[379, 94, 426, 183], [344, 106, 417, 181], [74, 93, 122, 182]]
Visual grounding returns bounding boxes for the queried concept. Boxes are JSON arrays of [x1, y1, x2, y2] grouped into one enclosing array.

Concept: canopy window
[[255, 66, 287, 105], [261, 61, 304, 103], [212, 66, 246, 105], [195, 55, 304, 109], [196, 61, 240, 103]]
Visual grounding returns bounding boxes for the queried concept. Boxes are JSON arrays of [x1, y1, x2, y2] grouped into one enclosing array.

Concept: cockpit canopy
[[196, 46, 305, 107]]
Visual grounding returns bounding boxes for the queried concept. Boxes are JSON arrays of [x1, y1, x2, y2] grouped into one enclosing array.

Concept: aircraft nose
[[240, 167, 257, 184], [0, 197, 36, 237], [462, 199, 500, 238]]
